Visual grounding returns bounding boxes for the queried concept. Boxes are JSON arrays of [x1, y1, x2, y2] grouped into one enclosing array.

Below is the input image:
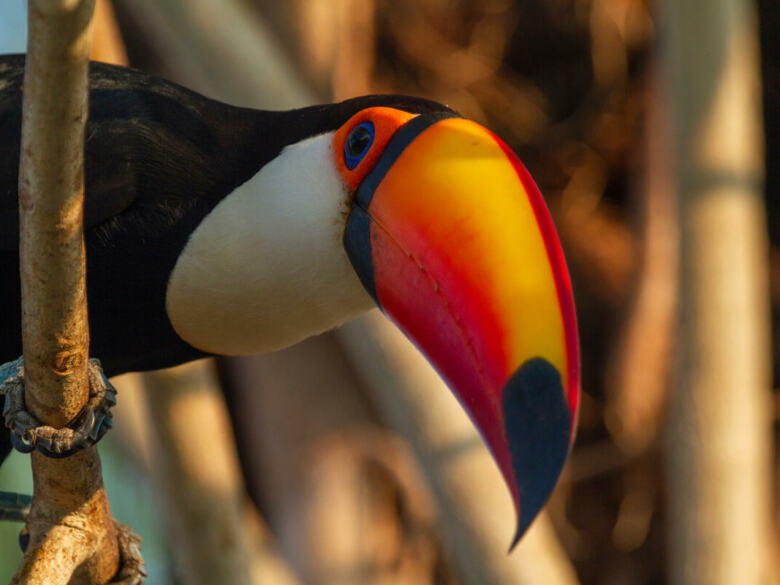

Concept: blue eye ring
[[344, 122, 375, 170]]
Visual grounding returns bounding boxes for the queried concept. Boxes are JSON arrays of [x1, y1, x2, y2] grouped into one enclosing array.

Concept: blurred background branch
[[140, 362, 302, 585], [662, 0, 774, 583]]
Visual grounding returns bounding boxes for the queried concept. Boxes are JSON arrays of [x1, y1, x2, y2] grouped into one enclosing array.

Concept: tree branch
[[13, 1, 119, 583], [662, 0, 775, 583], [604, 69, 677, 454], [141, 361, 302, 585], [20, 0, 92, 424], [117, 0, 314, 108]]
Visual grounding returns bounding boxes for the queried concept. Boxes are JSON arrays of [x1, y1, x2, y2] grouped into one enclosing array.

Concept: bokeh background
[[0, 1, 778, 584]]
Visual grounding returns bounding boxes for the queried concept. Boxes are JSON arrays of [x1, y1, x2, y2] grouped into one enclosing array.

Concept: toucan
[[0, 54, 579, 546]]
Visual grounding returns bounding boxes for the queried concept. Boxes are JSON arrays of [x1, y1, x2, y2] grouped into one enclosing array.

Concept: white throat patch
[[166, 132, 374, 355]]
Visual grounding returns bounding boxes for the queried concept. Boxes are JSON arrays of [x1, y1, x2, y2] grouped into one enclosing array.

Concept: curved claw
[[9, 430, 34, 454], [0, 357, 118, 458]]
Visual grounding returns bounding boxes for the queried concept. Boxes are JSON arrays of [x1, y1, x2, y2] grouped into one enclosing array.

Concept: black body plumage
[[0, 54, 453, 463]]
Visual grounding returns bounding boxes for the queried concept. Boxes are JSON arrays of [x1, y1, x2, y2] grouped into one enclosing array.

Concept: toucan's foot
[[0, 357, 117, 458], [112, 521, 147, 585], [13, 512, 146, 585]]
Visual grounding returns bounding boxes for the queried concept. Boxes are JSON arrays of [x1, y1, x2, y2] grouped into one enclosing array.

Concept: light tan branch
[[604, 70, 677, 454], [13, 1, 119, 583], [19, 0, 93, 424], [141, 361, 301, 585], [662, 1, 775, 583], [119, 0, 314, 108]]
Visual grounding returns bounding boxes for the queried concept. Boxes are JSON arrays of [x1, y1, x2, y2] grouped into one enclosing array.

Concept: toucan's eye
[[344, 122, 374, 170]]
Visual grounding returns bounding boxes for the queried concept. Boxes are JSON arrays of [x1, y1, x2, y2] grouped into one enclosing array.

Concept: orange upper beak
[[337, 108, 579, 547]]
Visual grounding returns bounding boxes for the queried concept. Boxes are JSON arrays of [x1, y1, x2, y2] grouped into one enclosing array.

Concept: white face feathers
[[166, 132, 374, 355]]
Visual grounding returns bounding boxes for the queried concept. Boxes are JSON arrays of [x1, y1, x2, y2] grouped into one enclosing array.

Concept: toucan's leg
[[0, 491, 31, 523], [0, 491, 32, 553], [0, 357, 117, 458]]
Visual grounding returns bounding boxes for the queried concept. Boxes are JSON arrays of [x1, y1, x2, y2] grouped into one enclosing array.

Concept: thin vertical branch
[[142, 361, 302, 585], [20, 0, 92, 425], [118, 0, 314, 108], [605, 70, 677, 453], [91, 0, 128, 66], [662, 0, 775, 583], [13, 1, 119, 583], [332, 0, 375, 100]]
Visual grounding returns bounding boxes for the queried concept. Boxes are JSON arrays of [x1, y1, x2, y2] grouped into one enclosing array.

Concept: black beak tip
[[503, 357, 573, 551]]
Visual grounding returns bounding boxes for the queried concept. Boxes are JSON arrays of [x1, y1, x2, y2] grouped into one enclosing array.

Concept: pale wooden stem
[[332, 0, 375, 100], [120, 0, 315, 108], [91, 0, 128, 66], [141, 361, 301, 585], [662, 0, 775, 583], [13, 1, 119, 584], [605, 69, 678, 453]]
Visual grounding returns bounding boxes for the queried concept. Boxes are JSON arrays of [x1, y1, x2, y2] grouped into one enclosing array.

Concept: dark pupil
[[347, 126, 372, 157]]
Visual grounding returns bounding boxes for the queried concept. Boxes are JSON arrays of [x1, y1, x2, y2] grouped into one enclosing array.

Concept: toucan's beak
[[344, 113, 580, 548]]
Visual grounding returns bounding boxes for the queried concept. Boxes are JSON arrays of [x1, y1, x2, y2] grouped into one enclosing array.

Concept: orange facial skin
[[333, 107, 415, 191], [335, 108, 580, 547]]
